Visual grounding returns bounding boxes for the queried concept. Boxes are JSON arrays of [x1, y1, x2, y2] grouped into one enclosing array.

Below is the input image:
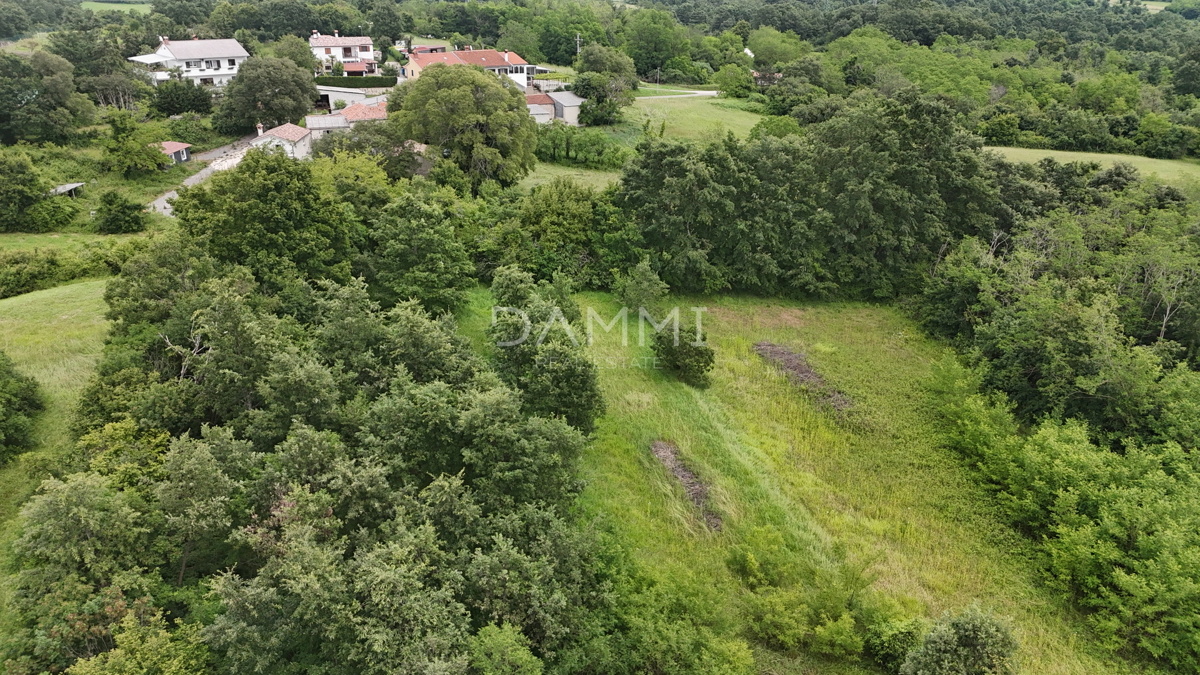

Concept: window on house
[[343, 47, 353, 57], [360, 45, 370, 52], [205, 60, 220, 69], [325, 48, 331, 54], [185, 60, 200, 68], [228, 59, 236, 67], [200, 78, 214, 86]]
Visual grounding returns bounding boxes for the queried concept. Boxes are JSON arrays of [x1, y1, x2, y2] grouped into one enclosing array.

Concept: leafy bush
[[0, 238, 149, 300], [0, 350, 41, 461], [613, 258, 669, 313], [865, 618, 925, 674], [94, 191, 147, 234], [535, 121, 633, 169], [900, 606, 1017, 675], [653, 324, 715, 387], [468, 624, 543, 675], [151, 79, 212, 116]]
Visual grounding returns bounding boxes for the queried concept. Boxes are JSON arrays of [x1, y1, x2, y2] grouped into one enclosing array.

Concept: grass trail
[[0, 280, 110, 634], [462, 289, 1147, 674]]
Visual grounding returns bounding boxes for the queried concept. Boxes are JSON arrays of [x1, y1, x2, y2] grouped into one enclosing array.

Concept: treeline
[[0, 148, 759, 674]]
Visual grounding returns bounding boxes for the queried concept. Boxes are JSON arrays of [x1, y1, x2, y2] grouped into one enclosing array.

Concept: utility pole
[[576, 32, 581, 55]]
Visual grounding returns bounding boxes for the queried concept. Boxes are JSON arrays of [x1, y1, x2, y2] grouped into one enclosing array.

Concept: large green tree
[[173, 149, 352, 284], [390, 64, 536, 188], [622, 9, 690, 77], [211, 57, 318, 134], [0, 148, 49, 232]]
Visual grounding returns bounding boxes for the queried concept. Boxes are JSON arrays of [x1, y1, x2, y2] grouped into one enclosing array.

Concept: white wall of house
[[251, 135, 313, 160]]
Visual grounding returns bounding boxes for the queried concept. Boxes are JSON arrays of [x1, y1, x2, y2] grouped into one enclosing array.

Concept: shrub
[[612, 257, 669, 313], [900, 606, 1017, 675], [94, 191, 147, 234], [653, 324, 715, 387], [811, 613, 864, 660], [26, 196, 80, 232], [0, 350, 41, 461], [468, 624, 543, 675], [865, 618, 925, 673]]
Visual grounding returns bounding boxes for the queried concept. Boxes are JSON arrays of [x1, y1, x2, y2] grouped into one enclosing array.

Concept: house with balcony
[[128, 37, 250, 87], [309, 31, 377, 75]]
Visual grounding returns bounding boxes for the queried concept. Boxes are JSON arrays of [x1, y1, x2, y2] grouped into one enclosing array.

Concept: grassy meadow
[[0, 280, 110, 634], [988, 145, 1200, 184], [79, 1, 152, 12], [519, 162, 622, 191], [457, 289, 1153, 674], [0, 232, 138, 253]]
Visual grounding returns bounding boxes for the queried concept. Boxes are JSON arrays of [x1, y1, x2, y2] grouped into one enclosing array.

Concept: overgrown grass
[[596, 96, 764, 147], [0, 232, 138, 253], [0, 280, 110, 635], [461, 288, 1151, 674], [987, 145, 1200, 185], [27, 143, 206, 223], [519, 162, 622, 191]]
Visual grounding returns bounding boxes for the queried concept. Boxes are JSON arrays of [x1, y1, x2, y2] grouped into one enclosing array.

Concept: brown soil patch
[[754, 341, 853, 411], [651, 440, 722, 530]]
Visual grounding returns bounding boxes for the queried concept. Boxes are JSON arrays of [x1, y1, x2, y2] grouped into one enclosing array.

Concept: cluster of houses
[[126, 35, 587, 168]]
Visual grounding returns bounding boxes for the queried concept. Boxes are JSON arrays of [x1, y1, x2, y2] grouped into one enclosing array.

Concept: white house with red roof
[[309, 30, 376, 75], [403, 48, 533, 89], [250, 123, 313, 159], [128, 37, 250, 87], [303, 101, 389, 141]]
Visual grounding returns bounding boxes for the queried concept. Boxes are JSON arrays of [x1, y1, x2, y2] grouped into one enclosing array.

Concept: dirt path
[[149, 134, 256, 216]]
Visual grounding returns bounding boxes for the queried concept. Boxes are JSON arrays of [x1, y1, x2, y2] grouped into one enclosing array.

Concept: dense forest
[[5, 0, 1200, 673]]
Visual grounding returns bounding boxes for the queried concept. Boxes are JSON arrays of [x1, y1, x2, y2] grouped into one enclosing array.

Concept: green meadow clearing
[[458, 289, 1150, 675], [0, 280, 110, 635], [988, 145, 1200, 184], [79, 1, 152, 12]]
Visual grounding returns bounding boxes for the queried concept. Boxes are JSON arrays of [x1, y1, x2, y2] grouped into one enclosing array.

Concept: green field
[[520, 162, 622, 191], [0, 280, 110, 634], [0, 232, 138, 253], [79, 1, 152, 12], [988, 145, 1200, 184], [631, 96, 763, 140], [457, 290, 1145, 674]]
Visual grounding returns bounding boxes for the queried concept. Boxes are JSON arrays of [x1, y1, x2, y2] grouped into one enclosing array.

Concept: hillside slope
[[0, 280, 109, 635], [462, 290, 1148, 674]]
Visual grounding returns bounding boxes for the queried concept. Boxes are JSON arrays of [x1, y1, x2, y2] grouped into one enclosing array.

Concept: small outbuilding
[[50, 183, 86, 198], [547, 90, 585, 126], [525, 93, 554, 124], [157, 141, 192, 164]]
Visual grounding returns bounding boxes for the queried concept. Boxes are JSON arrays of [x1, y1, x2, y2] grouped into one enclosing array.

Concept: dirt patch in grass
[[753, 341, 852, 411], [651, 440, 722, 530]]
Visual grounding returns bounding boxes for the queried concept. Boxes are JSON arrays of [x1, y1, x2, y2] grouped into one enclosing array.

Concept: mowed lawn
[[0, 281, 109, 634], [460, 289, 1142, 674], [988, 145, 1200, 184], [631, 96, 763, 140]]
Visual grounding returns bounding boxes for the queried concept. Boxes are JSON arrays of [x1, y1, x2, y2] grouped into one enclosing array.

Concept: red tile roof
[[262, 123, 310, 142], [409, 49, 528, 70], [340, 102, 388, 122], [525, 93, 553, 105], [309, 34, 372, 48], [157, 141, 192, 154], [343, 62, 369, 72]]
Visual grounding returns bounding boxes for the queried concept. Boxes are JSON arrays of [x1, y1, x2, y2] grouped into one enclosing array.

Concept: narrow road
[[149, 134, 256, 216]]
